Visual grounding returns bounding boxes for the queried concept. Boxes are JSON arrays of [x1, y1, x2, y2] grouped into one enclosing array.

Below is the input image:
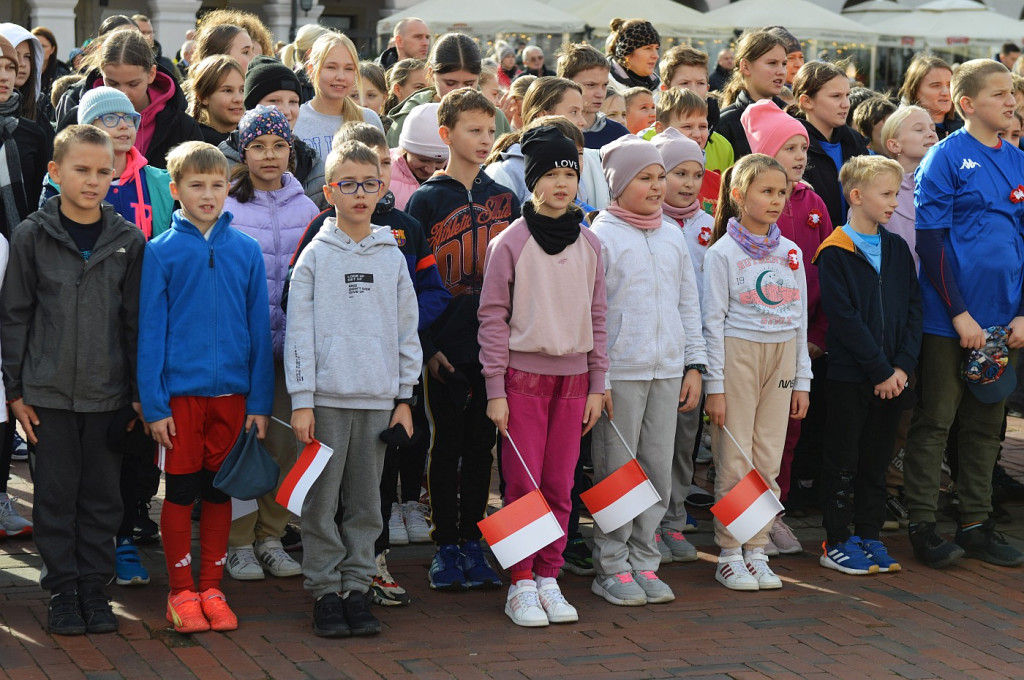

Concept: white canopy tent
[[376, 0, 585, 39], [852, 0, 1024, 51], [545, 0, 728, 39]]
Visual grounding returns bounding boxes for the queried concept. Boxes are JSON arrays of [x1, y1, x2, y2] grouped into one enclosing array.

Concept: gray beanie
[[78, 86, 136, 125]]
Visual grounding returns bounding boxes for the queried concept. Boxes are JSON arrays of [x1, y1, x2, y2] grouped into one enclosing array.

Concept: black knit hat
[[244, 55, 302, 110], [522, 125, 580, 193]]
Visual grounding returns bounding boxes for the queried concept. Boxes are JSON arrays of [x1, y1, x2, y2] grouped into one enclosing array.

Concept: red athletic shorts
[[157, 395, 246, 475]]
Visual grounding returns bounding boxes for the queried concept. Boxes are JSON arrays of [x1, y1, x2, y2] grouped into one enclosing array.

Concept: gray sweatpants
[[661, 407, 700, 531], [301, 406, 390, 599], [592, 378, 681, 576]]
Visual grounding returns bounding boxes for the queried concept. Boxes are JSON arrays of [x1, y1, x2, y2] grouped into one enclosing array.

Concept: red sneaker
[[199, 588, 238, 631], [167, 590, 211, 634]]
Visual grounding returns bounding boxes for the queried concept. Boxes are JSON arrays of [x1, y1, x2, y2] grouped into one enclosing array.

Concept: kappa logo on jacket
[[960, 158, 981, 170]]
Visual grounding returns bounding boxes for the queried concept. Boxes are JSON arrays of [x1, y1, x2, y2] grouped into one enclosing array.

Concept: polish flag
[[580, 459, 662, 533], [478, 489, 564, 569], [276, 439, 335, 516], [711, 469, 784, 545]]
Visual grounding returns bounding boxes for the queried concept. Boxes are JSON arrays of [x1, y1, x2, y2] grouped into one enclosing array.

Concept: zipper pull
[[209, 246, 214, 268]]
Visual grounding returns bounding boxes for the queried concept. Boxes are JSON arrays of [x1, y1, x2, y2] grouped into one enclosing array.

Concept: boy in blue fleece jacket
[[138, 142, 273, 634]]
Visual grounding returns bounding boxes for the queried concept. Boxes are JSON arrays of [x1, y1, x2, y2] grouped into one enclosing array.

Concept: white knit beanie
[[399, 103, 449, 160]]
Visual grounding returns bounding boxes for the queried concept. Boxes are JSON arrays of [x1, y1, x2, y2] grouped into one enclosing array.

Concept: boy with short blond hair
[[814, 156, 921, 576], [2, 125, 146, 635], [139, 140, 274, 634], [286, 140, 421, 637], [905, 59, 1024, 568], [557, 42, 629, 148], [406, 87, 521, 591]]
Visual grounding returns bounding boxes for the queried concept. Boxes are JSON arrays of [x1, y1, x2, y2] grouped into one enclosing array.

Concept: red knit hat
[[740, 99, 808, 159]]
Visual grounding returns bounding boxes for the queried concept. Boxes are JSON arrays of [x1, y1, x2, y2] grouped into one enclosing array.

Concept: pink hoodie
[[389, 148, 422, 211], [135, 71, 175, 156]]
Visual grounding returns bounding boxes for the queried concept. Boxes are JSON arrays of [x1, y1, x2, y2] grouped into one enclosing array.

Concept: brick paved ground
[[5, 420, 1024, 679]]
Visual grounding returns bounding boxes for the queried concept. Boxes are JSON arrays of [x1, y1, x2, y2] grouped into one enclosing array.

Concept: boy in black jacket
[[813, 156, 922, 576], [405, 89, 520, 591], [2, 126, 145, 634]]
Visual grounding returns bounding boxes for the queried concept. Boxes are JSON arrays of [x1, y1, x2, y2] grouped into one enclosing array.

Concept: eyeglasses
[[329, 179, 382, 194], [245, 141, 292, 157], [97, 112, 141, 129]]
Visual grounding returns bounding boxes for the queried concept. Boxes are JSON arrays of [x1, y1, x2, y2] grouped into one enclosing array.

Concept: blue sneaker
[[428, 544, 467, 591], [461, 539, 502, 589], [684, 512, 699, 533], [115, 536, 150, 586], [859, 538, 901, 573], [820, 537, 879, 575]]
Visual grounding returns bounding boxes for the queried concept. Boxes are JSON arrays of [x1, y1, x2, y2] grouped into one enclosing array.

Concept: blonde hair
[[325, 140, 381, 185], [656, 87, 707, 125], [880, 104, 929, 154], [307, 31, 364, 123], [166, 141, 230, 184], [282, 23, 330, 69], [196, 9, 273, 57], [839, 155, 903, 201], [952, 59, 1010, 118], [712, 153, 787, 243], [522, 76, 583, 126], [186, 55, 245, 124], [720, 30, 788, 107]]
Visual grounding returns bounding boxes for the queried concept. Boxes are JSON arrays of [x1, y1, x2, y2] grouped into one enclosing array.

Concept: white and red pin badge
[[788, 249, 800, 270]]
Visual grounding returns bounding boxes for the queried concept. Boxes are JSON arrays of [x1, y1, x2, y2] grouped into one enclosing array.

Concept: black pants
[[117, 424, 160, 537], [33, 408, 121, 593], [0, 413, 11, 492], [425, 362, 495, 545], [566, 431, 593, 540], [821, 380, 905, 543], [791, 355, 829, 489]]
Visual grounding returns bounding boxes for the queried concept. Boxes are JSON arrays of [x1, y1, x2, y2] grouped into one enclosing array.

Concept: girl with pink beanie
[[741, 98, 834, 554]]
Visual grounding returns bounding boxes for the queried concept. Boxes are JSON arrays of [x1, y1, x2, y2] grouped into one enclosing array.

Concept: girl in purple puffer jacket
[[222, 105, 320, 580]]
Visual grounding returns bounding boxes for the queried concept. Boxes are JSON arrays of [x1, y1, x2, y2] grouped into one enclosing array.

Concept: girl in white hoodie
[[589, 135, 706, 608]]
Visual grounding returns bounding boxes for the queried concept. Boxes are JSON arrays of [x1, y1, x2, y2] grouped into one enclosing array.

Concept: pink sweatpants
[[502, 368, 589, 578]]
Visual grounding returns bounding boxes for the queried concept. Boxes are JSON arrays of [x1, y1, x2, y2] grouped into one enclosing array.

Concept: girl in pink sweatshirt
[[478, 125, 608, 628]]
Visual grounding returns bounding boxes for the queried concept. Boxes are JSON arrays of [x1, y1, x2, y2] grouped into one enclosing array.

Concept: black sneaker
[[47, 591, 86, 635], [955, 519, 1024, 567], [281, 524, 302, 552], [134, 501, 160, 544], [908, 521, 965, 568], [312, 593, 350, 638], [561, 537, 596, 576], [79, 588, 118, 634], [342, 590, 381, 636], [884, 491, 909, 531]]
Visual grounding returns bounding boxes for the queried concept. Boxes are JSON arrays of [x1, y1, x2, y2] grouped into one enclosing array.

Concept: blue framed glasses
[[329, 179, 382, 194], [97, 112, 142, 129]]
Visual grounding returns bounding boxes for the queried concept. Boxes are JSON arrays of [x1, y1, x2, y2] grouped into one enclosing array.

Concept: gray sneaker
[[655, 529, 672, 564], [0, 494, 32, 538], [660, 528, 698, 562], [591, 572, 647, 606], [633, 569, 675, 603]]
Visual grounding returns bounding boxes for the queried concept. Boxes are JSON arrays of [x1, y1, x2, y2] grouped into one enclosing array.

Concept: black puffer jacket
[[797, 116, 870, 226]]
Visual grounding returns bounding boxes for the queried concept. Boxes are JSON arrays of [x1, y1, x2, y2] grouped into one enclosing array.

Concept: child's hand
[[391, 403, 413, 438], [10, 399, 39, 445], [952, 311, 986, 349], [582, 393, 604, 435], [678, 371, 703, 412], [602, 389, 614, 421], [246, 414, 269, 439], [1009, 316, 1024, 349], [291, 408, 315, 444], [875, 368, 908, 400], [427, 351, 455, 382], [128, 401, 150, 436], [149, 416, 176, 449], [705, 394, 726, 427], [790, 391, 810, 419], [486, 397, 509, 436]]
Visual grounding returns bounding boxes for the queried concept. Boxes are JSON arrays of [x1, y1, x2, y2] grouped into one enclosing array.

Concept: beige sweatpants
[[712, 337, 795, 550]]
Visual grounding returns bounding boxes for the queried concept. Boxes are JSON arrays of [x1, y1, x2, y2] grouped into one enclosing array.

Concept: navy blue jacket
[[138, 210, 274, 422], [814, 226, 922, 386]]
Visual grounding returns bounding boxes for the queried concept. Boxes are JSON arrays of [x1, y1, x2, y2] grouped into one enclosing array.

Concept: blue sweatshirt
[[138, 210, 275, 422]]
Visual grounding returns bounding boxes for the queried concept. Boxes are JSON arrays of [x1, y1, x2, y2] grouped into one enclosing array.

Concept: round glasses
[[97, 112, 141, 129], [329, 179, 382, 194], [244, 141, 292, 157]]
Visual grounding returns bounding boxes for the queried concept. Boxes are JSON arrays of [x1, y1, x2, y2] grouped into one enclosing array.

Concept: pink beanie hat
[[600, 135, 665, 199], [741, 99, 808, 158], [651, 127, 704, 172]]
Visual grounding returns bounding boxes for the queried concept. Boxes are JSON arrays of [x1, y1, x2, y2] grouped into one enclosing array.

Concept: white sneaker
[[745, 551, 783, 589], [536, 579, 578, 623], [389, 503, 409, 545], [0, 494, 32, 537], [505, 580, 549, 627], [769, 518, 803, 554], [402, 501, 431, 543], [226, 545, 266, 580], [715, 554, 759, 591], [255, 538, 303, 577]]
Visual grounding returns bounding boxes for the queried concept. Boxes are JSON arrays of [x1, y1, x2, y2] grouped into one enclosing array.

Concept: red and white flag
[[581, 458, 661, 533], [478, 489, 564, 569], [276, 439, 334, 516], [711, 469, 783, 545]]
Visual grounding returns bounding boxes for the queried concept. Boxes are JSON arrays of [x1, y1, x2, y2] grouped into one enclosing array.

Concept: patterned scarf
[[727, 217, 781, 259], [0, 90, 26, 237]]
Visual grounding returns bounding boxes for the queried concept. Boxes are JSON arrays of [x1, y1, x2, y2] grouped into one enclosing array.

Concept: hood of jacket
[[386, 87, 437, 132], [313, 218, 400, 255], [0, 24, 43, 98]]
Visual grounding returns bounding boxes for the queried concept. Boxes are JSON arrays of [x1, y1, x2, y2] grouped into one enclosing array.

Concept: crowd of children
[[4, 10, 1024, 640]]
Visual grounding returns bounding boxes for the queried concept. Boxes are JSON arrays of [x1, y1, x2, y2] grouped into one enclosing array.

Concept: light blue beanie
[[78, 86, 135, 125]]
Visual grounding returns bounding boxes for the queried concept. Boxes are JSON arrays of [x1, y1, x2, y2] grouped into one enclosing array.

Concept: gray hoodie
[[284, 219, 421, 411]]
